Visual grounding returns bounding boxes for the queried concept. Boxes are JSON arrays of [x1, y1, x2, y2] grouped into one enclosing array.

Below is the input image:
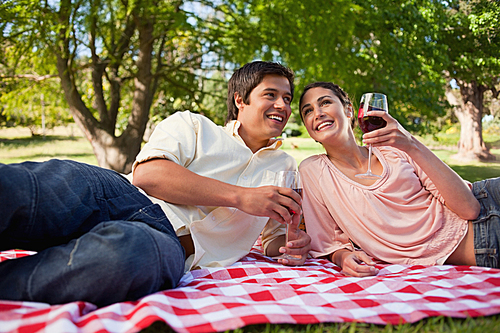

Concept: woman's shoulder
[[377, 145, 410, 160], [299, 154, 328, 171]]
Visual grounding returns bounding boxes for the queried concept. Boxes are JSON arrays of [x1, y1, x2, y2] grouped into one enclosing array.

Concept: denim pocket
[[128, 203, 176, 236]]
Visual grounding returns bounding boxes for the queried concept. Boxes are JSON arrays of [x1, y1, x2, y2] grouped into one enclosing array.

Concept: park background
[[1, 0, 500, 332]]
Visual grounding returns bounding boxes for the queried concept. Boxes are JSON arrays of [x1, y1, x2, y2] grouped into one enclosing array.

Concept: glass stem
[[367, 144, 373, 174], [285, 224, 289, 245]]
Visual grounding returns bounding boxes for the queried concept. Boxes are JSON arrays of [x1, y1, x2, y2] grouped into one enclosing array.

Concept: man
[[0, 61, 311, 307]]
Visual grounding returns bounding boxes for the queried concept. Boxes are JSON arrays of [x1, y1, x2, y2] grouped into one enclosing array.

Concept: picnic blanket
[[1, 246, 500, 333]]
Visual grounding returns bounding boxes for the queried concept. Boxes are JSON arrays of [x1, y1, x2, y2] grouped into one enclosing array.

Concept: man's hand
[[333, 249, 379, 277], [237, 186, 302, 225], [133, 159, 302, 224]]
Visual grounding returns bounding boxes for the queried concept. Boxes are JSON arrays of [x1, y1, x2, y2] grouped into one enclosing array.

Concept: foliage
[[442, 0, 500, 93], [210, 0, 453, 135], [0, 78, 72, 134], [0, 0, 238, 172]]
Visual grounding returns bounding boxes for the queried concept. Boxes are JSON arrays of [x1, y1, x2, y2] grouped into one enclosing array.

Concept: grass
[[142, 315, 500, 333], [280, 136, 500, 183], [0, 125, 98, 165], [2, 125, 500, 332]]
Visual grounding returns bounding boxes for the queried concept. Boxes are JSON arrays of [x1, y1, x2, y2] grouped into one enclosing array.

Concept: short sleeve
[[132, 111, 198, 173]]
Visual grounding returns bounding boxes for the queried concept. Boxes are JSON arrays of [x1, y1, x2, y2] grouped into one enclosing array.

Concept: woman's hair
[[226, 61, 295, 124], [299, 81, 355, 128]]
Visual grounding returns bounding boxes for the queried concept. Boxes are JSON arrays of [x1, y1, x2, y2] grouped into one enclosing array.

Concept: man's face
[[235, 74, 293, 152]]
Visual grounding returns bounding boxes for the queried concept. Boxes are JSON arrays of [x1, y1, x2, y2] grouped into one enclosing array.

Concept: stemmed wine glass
[[355, 93, 388, 179], [274, 170, 302, 260]]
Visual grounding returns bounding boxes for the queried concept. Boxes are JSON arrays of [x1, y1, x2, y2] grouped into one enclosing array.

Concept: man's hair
[[226, 61, 295, 124]]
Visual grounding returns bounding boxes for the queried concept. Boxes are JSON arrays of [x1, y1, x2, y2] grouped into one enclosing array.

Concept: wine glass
[[355, 93, 388, 179], [274, 170, 302, 260]]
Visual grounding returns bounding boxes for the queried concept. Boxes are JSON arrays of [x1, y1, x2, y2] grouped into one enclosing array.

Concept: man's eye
[[283, 97, 291, 104]]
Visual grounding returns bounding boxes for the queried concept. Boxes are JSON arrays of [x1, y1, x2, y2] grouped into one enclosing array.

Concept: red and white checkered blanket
[[1, 248, 500, 333]]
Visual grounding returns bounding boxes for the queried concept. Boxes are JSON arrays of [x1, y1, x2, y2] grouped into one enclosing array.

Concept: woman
[[298, 81, 499, 277]]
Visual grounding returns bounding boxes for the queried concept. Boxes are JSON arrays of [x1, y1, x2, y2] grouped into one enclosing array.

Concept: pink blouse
[[299, 146, 468, 266]]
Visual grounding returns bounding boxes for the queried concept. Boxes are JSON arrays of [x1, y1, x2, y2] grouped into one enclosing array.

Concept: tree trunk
[[453, 80, 495, 161], [54, 1, 155, 174]]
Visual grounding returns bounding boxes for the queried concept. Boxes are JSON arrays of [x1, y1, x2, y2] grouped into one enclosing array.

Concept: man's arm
[[132, 158, 302, 224]]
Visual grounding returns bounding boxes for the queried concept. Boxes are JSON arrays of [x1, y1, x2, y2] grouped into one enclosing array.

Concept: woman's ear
[[346, 104, 353, 117]]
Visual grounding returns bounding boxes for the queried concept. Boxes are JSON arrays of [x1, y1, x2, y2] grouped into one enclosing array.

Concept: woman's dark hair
[[226, 61, 295, 124], [299, 81, 355, 128]]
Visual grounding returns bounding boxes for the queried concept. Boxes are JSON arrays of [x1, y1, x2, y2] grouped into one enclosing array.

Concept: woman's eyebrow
[[301, 95, 331, 112]]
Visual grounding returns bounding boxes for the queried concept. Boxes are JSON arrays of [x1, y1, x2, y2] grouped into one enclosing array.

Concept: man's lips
[[268, 114, 284, 122]]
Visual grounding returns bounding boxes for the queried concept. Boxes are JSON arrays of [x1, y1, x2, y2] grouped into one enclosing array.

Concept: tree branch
[[0, 74, 59, 82]]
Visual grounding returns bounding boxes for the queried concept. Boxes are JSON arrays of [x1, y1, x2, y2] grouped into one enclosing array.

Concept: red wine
[[358, 103, 387, 134], [359, 116, 387, 134], [287, 188, 303, 215]]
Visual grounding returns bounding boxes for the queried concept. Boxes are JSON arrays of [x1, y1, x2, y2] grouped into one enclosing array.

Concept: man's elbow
[[132, 163, 154, 191]]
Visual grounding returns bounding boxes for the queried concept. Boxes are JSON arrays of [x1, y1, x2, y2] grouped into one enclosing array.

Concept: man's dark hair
[[226, 61, 295, 124]]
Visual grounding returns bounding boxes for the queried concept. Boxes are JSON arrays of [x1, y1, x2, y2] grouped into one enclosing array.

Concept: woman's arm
[[365, 111, 480, 220], [331, 249, 378, 277]]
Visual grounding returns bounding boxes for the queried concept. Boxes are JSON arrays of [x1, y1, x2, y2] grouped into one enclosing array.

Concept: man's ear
[[234, 92, 244, 110]]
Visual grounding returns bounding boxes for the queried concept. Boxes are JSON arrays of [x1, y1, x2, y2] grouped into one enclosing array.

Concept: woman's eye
[[321, 100, 331, 107], [303, 109, 312, 116]]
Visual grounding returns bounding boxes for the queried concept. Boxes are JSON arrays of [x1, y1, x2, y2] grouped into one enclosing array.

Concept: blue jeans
[[0, 160, 185, 307], [472, 177, 500, 268]]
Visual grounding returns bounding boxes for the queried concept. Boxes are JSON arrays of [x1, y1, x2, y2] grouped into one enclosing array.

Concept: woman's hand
[[277, 213, 311, 266], [361, 110, 480, 221], [361, 110, 415, 152], [333, 249, 379, 277]]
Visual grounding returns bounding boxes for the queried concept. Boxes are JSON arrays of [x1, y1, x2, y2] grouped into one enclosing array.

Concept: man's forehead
[[255, 74, 291, 93]]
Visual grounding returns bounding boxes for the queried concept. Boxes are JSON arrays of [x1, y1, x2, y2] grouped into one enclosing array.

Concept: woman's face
[[300, 87, 352, 144]]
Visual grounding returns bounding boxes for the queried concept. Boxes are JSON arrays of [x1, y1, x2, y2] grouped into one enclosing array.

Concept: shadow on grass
[[140, 314, 500, 333], [0, 135, 80, 148], [12, 152, 96, 160], [486, 139, 500, 149], [450, 164, 500, 182]]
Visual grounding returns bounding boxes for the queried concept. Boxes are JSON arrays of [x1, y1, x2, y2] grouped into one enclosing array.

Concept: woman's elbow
[[460, 200, 481, 221]]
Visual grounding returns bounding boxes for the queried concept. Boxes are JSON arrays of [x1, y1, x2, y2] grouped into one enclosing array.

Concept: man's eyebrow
[[263, 87, 292, 95]]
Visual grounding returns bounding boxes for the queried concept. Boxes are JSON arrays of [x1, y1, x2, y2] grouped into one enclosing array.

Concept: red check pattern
[[2, 247, 500, 333]]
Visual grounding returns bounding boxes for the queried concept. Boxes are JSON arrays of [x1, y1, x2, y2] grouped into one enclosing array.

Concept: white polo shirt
[[131, 111, 297, 271]]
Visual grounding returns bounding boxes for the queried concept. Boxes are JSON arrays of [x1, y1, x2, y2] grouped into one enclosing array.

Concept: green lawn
[[2, 126, 500, 332], [0, 125, 98, 165], [280, 137, 500, 183]]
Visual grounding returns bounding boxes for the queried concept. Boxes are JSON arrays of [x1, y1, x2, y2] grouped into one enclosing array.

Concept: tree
[[214, 0, 450, 132], [441, 0, 500, 161], [1, 0, 215, 173], [0, 78, 72, 135]]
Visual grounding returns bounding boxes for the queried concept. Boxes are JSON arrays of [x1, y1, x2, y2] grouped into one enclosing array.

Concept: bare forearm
[[132, 158, 302, 224], [331, 249, 351, 268], [133, 159, 241, 207], [406, 137, 480, 220]]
